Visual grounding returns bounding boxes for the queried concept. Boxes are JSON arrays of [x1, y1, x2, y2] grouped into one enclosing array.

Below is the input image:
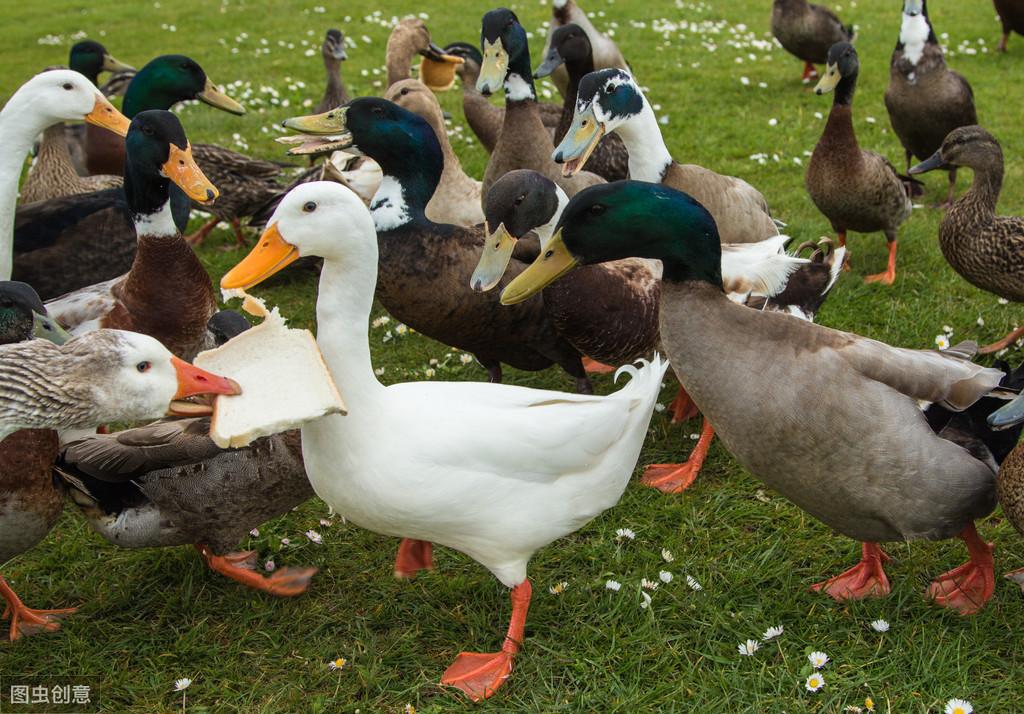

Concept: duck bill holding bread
[[278, 108, 355, 156], [168, 356, 241, 417]]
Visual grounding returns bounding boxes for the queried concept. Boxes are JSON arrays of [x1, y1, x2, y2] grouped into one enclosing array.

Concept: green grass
[[3, 0, 1024, 711]]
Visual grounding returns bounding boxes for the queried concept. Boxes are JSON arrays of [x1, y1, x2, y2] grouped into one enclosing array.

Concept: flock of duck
[[2, 0, 1024, 701]]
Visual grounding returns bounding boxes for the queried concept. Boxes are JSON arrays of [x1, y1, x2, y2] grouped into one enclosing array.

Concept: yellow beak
[[476, 38, 508, 94], [553, 106, 605, 177], [814, 63, 842, 95], [197, 78, 246, 115], [500, 229, 578, 305], [101, 53, 135, 74], [162, 143, 218, 204], [282, 106, 347, 135], [470, 222, 517, 292], [84, 93, 130, 137], [221, 223, 300, 290]]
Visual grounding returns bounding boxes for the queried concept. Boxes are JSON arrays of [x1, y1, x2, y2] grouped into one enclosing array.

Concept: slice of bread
[[196, 291, 346, 448]]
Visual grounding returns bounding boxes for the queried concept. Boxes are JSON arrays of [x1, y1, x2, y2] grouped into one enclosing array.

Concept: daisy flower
[[738, 639, 760, 656], [327, 657, 347, 671], [808, 651, 829, 669], [548, 581, 569, 595], [605, 580, 622, 591], [281, 537, 290, 546], [659, 571, 673, 584], [685, 575, 703, 591], [395, 323, 408, 336], [945, 699, 973, 714], [459, 353, 474, 365], [174, 679, 192, 691], [805, 673, 825, 692], [935, 334, 950, 350], [641, 578, 659, 591], [870, 619, 890, 632], [615, 527, 636, 541], [762, 625, 784, 640], [661, 548, 674, 562], [305, 530, 323, 544], [640, 591, 652, 609]]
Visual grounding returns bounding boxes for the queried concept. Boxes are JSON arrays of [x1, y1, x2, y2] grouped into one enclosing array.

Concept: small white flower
[[805, 673, 825, 692], [685, 575, 702, 591], [808, 651, 829, 669], [549, 581, 568, 595], [305, 530, 322, 544], [977, 316, 985, 327], [174, 679, 192, 691], [814, 111, 824, 119], [640, 591, 652, 609], [641, 578, 659, 591], [738, 639, 760, 656], [605, 579, 622, 591], [459, 353, 474, 365], [249, 528, 259, 537], [942, 324, 954, 334], [866, 116, 876, 124], [998, 297, 1009, 305], [327, 657, 347, 671], [658, 570, 673, 584], [374, 367, 385, 376], [740, 76, 750, 85], [615, 527, 636, 541], [395, 323, 408, 336], [264, 560, 276, 572], [425, 368, 436, 378], [935, 334, 950, 350], [661, 548, 674, 562], [870, 619, 890, 632], [319, 518, 332, 527], [654, 403, 666, 413], [768, 117, 778, 126], [281, 537, 290, 545], [944, 699, 973, 714], [762, 625, 784, 640]]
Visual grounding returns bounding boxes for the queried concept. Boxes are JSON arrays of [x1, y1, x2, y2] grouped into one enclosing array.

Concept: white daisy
[[661, 548, 674, 562], [605, 579, 622, 591], [615, 527, 636, 541], [305, 530, 322, 544], [762, 625, 784, 640], [327, 657, 347, 671], [805, 673, 825, 692], [659, 571, 673, 584], [174, 679, 192, 691], [395, 323, 408, 336], [870, 619, 890, 632], [944, 699, 973, 714], [685, 575, 703, 591], [319, 518, 332, 527], [808, 651, 829, 669], [738, 639, 760, 656], [548, 581, 569, 595], [281, 537, 290, 545], [459, 353, 474, 365], [935, 334, 950, 350]]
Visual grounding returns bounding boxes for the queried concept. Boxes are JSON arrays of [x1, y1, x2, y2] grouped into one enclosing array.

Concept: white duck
[[220, 182, 667, 701], [0, 70, 129, 279]]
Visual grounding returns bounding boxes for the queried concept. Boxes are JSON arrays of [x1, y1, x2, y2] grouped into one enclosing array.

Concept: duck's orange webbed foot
[[864, 240, 897, 285], [811, 542, 891, 601], [441, 580, 531, 701], [195, 544, 316, 597], [581, 357, 616, 374], [394, 538, 434, 579], [927, 524, 994, 616], [641, 419, 714, 494], [0, 577, 76, 642]]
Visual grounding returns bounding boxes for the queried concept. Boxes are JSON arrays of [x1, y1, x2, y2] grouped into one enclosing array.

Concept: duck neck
[[961, 163, 1003, 215], [534, 188, 569, 249], [385, 37, 418, 87], [122, 80, 179, 118], [504, 51, 537, 104], [614, 100, 673, 182], [369, 138, 442, 232], [0, 99, 51, 279]]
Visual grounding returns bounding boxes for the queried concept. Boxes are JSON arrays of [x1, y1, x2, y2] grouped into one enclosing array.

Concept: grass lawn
[[4, 0, 1024, 711]]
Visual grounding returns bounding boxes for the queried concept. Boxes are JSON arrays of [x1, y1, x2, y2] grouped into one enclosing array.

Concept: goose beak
[[552, 106, 604, 177], [989, 393, 1024, 430], [500, 229, 578, 305], [169, 357, 241, 416], [196, 78, 246, 115], [84, 93, 130, 137], [162, 143, 218, 204], [909, 150, 949, 175], [814, 63, 842, 95], [33, 311, 72, 345], [101, 53, 135, 74], [221, 223, 300, 289], [477, 38, 508, 95], [470, 222, 517, 292]]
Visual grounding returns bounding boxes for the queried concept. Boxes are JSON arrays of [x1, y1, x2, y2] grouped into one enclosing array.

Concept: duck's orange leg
[[194, 544, 316, 597], [0, 576, 76, 642], [394, 538, 434, 579], [864, 239, 898, 285], [668, 384, 699, 424], [641, 419, 714, 494], [441, 579, 531, 701], [811, 542, 891, 601], [801, 62, 819, 82], [979, 326, 1024, 355], [927, 523, 994, 616], [581, 357, 616, 374]]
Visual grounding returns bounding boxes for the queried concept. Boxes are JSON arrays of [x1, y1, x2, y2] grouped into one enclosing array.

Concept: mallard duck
[[554, 68, 779, 245], [884, 0, 976, 207], [384, 79, 483, 227], [0, 70, 129, 282], [44, 110, 219, 361], [909, 126, 1024, 353], [281, 97, 591, 390], [20, 124, 123, 205], [808, 43, 916, 285], [995, 0, 1024, 52], [503, 180, 1016, 616], [314, 29, 350, 114], [534, 23, 629, 182], [0, 324, 237, 640], [220, 180, 667, 700], [540, 0, 629, 99], [477, 9, 602, 201], [771, 0, 855, 82]]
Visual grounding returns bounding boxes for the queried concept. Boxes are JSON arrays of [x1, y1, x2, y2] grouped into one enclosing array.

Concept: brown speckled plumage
[[20, 125, 122, 205], [771, 0, 853, 67], [191, 144, 287, 227], [998, 443, 1024, 538], [0, 429, 61, 564]]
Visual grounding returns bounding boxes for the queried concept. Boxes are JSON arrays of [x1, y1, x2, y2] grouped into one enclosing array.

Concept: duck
[[220, 180, 668, 700], [443, 42, 503, 153], [44, 110, 219, 361], [474, 171, 844, 494], [995, 0, 1024, 52], [540, 0, 629, 99], [19, 123, 123, 205], [884, 0, 977, 207], [909, 126, 1024, 353], [384, 79, 484, 227], [502, 179, 1018, 617], [55, 312, 317, 598], [771, 0, 855, 83], [986, 390, 1024, 589], [314, 29, 350, 114], [0, 70, 130, 282], [477, 9, 603, 202], [553, 68, 780, 245], [281, 97, 592, 390], [534, 23, 629, 182], [808, 42, 916, 285], [385, 18, 467, 90], [0, 324, 238, 640]]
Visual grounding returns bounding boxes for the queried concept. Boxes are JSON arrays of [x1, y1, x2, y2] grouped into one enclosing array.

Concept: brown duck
[[540, 0, 628, 99], [995, 0, 1024, 52], [771, 0, 855, 82]]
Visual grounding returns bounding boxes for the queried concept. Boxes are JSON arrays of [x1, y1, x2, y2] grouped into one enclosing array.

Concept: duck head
[[478, 8, 534, 98], [123, 55, 244, 118], [501, 181, 721, 304], [535, 23, 592, 78], [8, 70, 130, 137], [323, 29, 349, 63], [68, 40, 134, 85], [910, 125, 1002, 175], [221, 182, 376, 289], [814, 42, 859, 103], [553, 68, 643, 176], [0, 281, 70, 345], [206, 310, 251, 347], [472, 170, 567, 292]]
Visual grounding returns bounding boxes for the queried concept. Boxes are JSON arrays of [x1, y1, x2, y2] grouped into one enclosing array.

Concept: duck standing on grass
[[771, 0, 855, 83], [220, 181, 667, 700], [994, 0, 1024, 52], [502, 180, 1017, 617]]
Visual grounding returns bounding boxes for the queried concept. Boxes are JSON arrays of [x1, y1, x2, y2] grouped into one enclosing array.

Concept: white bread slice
[[196, 291, 346, 448]]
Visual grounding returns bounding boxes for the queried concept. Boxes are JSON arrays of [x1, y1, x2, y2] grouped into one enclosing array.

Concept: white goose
[[0, 70, 129, 279], [220, 181, 667, 701]]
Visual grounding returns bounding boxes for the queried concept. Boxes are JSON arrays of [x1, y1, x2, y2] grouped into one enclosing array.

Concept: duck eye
[[588, 204, 606, 216], [371, 106, 386, 117], [303, 201, 317, 212], [136, 361, 151, 373], [400, 88, 410, 96], [62, 83, 74, 91], [142, 124, 155, 136], [514, 194, 525, 206], [605, 85, 617, 95]]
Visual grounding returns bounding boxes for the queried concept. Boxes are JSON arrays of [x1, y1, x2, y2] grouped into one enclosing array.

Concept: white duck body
[[235, 183, 667, 587]]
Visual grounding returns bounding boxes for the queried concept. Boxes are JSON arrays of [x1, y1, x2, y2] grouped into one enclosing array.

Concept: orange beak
[[169, 356, 241, 416], [163, 143, 218, 204], [84, 93, 130, 137], [220, 223, 300, 290]]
